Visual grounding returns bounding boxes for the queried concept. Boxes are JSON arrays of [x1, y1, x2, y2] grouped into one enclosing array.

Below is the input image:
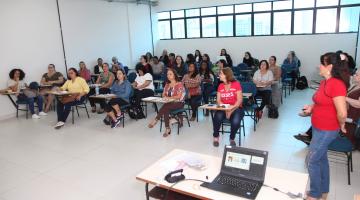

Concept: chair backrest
[[240, 81, 257, 96], [328, 135, 353, 152], [124, 66, 129, 75], [355, 118, 360, 139], [237, 63, 249, 70], [127, 72, 137, 83], [232, 66, 240, 76]]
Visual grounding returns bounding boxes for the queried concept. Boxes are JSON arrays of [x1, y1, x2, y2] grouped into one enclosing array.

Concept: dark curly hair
[[9, 68, 25, 80]]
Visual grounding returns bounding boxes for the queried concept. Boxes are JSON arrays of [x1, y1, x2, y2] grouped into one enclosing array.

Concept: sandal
[[163, 128, 171, 137], [91, 107, 96, 113], [148, 118, 158, 128]]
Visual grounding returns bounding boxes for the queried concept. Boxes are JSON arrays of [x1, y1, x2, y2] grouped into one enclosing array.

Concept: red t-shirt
[[217, 81, 242, 107], [311, 78, 347, 131]]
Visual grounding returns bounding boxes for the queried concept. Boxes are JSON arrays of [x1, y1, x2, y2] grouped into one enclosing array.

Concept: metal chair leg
[[84, 104, 90, 118], [72, 107, 75, 124], [76, 106, 80, 117], [347, 152, 351, 185]]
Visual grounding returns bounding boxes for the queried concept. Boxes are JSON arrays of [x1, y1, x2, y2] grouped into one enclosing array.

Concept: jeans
[[212, 108, 244, 140], [202, 83, 215, 104], [307, 127, 339, 198], [17, 94, 43, 114], [56, 97, 85, 122], [188, 95, 202, 118]]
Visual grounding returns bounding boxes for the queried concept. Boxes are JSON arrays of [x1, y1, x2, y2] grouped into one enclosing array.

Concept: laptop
[[201, 146, 268, 199]]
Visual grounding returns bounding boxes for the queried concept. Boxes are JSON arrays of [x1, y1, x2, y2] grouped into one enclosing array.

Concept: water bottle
[[95, 86, 99, 96]]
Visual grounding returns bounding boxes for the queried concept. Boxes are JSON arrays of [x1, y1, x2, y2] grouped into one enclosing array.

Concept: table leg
[[153, 102, 158, 113], [7, 94, 17, 108], [145, 183, 150, 200]]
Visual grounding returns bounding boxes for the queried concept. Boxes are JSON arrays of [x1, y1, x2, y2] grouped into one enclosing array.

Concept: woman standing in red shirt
[[302, 53, 349, 200], [212, 68, 244, 147]]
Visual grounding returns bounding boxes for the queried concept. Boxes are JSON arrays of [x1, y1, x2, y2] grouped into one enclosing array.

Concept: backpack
[[296, 76, 308, 90], [128, 106, 145, 119], [268, 104, 279, 119]]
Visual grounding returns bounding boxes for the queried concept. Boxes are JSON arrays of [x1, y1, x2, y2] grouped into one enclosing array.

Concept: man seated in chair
[[54, 68, 89, 129], [148, 68, 185, 137]]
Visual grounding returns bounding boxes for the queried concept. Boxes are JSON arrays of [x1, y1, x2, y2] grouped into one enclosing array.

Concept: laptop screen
[[221, 147, 268, 182]]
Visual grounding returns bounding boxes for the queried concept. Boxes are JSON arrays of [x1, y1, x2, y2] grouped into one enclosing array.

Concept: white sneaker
[[54, 121, 65, 129], [32, 114, 40, 119], [39, 111, 47, 116]]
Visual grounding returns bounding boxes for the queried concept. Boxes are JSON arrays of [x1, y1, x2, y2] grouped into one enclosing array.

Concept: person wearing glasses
[[54, 68, 90, 129], [40, 64, 64, 113]]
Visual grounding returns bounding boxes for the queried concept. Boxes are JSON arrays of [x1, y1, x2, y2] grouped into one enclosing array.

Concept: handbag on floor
[[268, 104, 279, 119]]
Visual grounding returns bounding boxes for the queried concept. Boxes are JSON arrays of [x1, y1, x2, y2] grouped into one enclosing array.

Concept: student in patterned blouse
[[148, 68, 185, 137], [182, 63, 202, 121]]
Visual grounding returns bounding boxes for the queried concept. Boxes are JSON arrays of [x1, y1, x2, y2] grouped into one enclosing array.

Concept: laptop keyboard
[[216, 175, 258, 192]]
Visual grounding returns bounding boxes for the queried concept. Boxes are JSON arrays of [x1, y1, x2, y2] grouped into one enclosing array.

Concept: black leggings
[[256, 90, 272, 111], [188, 95, 202, 118], [104, 98, 129, 113], [132, 89, 154, 111]]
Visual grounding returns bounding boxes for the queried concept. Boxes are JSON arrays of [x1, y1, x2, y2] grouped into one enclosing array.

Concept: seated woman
[[243, 52, 255, 69], [182, 63, 202, 121], [295, 68, 360, 150], [136, 55, 153, 75], [199, 61, 215, 116], [79, 61, 91, 83], [54, 68, 90, 129], [253, 60, 274, 119], [269, 56, 282, 107], [212, 68, 245, 147], [149, 56, 165, 80], [174, 55, 187, 79], [5, 68, 46, 119], [104, 69, 132, 128], [131, 65, 155, 118], [148, 68, 185, 137], [40, 64, 64, 113], [88, 63, 114, 114], [282, 51, 300, 90], [220, 48, 233, 68]]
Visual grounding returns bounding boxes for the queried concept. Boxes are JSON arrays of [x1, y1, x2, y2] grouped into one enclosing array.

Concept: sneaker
[[230, 140, 237, 146], [103, 118, 111, 125], [111, 119, 121, 128], [91, 107, 96, 113], [54, 121, 65, 129], [213, 138, 219, 147], [38, 111, 47, 116], [32, 114, 40, 119]]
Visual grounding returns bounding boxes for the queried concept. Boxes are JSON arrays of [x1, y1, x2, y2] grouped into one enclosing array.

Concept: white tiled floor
[[0, 89, 359, 200]]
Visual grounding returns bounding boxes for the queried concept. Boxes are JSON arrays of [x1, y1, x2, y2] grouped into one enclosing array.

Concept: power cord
[[164, 179, 206, 200], [263, 184, 304, 199]]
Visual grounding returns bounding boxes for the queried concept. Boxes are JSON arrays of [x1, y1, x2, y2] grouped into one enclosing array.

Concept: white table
[[136, 149, 308, 200]]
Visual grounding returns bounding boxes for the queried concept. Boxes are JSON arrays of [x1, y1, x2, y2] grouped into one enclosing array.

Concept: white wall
[[0, 0, 153, 119], [0, 0, 65, 119], [155, 33, 357, 80], [152, 0, 359, 80]]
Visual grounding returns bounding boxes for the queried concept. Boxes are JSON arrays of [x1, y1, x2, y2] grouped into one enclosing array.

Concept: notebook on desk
[[201, 146, 268, 199]]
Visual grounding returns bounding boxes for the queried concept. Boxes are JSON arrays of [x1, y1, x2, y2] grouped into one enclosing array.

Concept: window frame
[[157, 0, 360, 40]]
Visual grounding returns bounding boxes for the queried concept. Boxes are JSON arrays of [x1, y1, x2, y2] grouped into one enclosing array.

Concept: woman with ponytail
[[301, 52, 349, 200]]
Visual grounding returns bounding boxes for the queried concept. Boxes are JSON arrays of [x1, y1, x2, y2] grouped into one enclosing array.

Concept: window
[[340, 6, 360, 32], [158, 21, 171, 39], [171, 10, 184, 18], [235, 4, 252, 13], [316, 0, 339, 7], [171, 19, 185, 38], [273, 0, 292, 10], [158, 12, 170, 20], [201, 7, 216, 16], [157, 1, 360, 39], [254, 13, 271, 35], [316, 9, 337, 33], [186, 9, 200, 17], [218, 5, 233, 14], [236, 14, 252, 36], [273, 12, 292, 34], [294, 0, 315, 8], [253, 2, 272, 12], [294, 10, 314, 33], [202, 17, 216, 37], [218, 16, 233, 36], [186, 18, 200, 38], [341, 0, 360, 5]]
